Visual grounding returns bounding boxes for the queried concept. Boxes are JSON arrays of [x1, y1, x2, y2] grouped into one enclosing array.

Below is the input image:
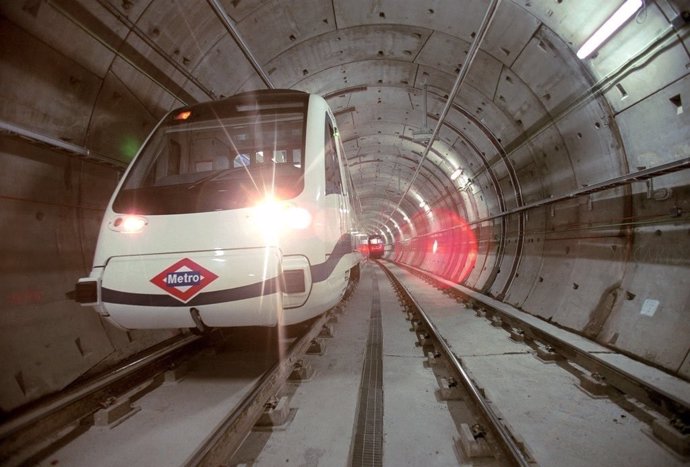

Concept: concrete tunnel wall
[[0, 0, 688, 413]]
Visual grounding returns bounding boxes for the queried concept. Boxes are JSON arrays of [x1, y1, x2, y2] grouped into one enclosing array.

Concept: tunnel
[[0, 0, 689, 462]]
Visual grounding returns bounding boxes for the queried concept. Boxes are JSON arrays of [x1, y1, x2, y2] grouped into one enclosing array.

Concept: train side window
[[325, 117, 342, 195], [274, 150, 287, 163], [233, 153, 250, 168]]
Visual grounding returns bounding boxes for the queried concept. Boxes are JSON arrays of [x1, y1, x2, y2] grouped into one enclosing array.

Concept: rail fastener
[[490, 316, 504, 328], [415, 332, 435, 351], [455, 422, 492, 458], [424, 350, 444, 368], [318, 324, 335, 338], [410, 320, 424, 333], [163, 361, 191, 384], [306, 339, 326, 355], [289, 359, 314, 381], [651, 417, 690, 456], [577, 372, 610, 398], [92, 397, 138, 427], [256, 396, 291, 428], [534, 345, 564, 363], [508, 328, 526, 342], [437, 376, 463, 401]]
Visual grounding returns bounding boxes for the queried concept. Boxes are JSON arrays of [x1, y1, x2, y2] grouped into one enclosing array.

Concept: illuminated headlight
[[255, 198, 311, 231], [109, 215, 148, 233]]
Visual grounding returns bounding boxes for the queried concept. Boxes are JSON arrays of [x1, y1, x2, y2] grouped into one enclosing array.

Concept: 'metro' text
[[165, 271, 202, 287]]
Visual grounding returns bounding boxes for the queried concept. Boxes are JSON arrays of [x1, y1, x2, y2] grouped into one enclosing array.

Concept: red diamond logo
[[150, 258, 219, 303]]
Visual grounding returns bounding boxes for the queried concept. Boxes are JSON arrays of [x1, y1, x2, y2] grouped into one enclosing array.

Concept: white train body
[[75, 90, 362, 330]]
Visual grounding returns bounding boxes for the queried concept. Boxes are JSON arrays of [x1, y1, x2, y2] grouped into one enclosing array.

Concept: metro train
[[367, 234, 385, 259], [74, 90, 363, 332]]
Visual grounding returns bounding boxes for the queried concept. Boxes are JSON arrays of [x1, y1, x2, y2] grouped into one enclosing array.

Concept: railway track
[[0, 334, 204, 465], [230, 261, 520, 466], [184, 305, 342, 466], [0, 304, 338, 466], [378, 261, 534, 466], [378, 260, 690, 465], [3, 262, 688, 466]]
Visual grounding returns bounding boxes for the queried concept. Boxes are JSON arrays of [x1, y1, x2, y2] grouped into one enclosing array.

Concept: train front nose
[[91, 247, 284, 329]]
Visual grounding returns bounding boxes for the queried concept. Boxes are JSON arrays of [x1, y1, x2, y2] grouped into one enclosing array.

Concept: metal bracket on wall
[[646, 178, 673, 201]]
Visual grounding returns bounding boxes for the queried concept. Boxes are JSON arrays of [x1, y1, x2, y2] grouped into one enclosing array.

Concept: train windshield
[[113, 93, 308, 214], [369, 235, 384, 247]]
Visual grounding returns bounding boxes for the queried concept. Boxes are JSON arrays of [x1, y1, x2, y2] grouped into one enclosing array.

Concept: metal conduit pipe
[[47, 0, 198, 106], [94, 0, 217, 101], [420, 156, 690, 239], [207, 0, 275, 90], [383, 0, 502, 228], [0, 120, 127, 168], [495, 17, 688, 170]]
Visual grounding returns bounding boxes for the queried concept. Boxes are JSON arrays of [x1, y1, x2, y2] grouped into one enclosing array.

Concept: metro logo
[[150, 258, 218, 303], [166, 271, 203, 287]]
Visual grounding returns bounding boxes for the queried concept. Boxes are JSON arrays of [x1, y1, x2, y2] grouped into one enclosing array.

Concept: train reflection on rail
[[74, 89, 364, 334]]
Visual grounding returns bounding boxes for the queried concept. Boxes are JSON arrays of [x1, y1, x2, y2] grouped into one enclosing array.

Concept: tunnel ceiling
[[1, 0, 687, 237]]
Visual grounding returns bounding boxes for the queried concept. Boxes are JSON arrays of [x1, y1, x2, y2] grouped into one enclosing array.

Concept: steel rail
[[0, 334, 199, 440], [378, 262, 533, 467]]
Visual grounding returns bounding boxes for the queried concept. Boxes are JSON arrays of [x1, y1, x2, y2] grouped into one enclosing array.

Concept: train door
[[325, 115, 345, 236], [335, 127, 356, 234]]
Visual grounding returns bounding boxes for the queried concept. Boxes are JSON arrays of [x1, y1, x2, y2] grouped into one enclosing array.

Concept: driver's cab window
[[325, 117, 342, 195]]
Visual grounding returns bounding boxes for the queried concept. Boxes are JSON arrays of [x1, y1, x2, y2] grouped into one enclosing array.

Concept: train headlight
[[109, 215, 148, 233], [255, 198, 311, 231]]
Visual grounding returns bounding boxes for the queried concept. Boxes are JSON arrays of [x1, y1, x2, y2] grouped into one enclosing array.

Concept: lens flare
[[392, 209, 478, 284], [120, 136, 140, 161], [254, 197, 311, 234]]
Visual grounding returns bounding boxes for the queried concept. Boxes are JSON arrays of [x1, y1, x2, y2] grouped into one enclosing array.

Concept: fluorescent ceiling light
[[577, 0, 643, 59], [450, 168, 463, 181]]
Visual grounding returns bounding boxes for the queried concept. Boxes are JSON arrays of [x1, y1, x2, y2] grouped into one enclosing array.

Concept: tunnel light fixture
[[577, 0, 643, 59], [450, 168, 463, 181], [391, 220, 403, 237]]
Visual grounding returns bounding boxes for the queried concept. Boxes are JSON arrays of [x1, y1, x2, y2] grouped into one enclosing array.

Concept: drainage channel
[[350, 272, 383, 467]]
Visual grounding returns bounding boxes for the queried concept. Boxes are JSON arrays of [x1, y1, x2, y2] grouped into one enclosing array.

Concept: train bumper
[[78, 247, 283, 329]]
